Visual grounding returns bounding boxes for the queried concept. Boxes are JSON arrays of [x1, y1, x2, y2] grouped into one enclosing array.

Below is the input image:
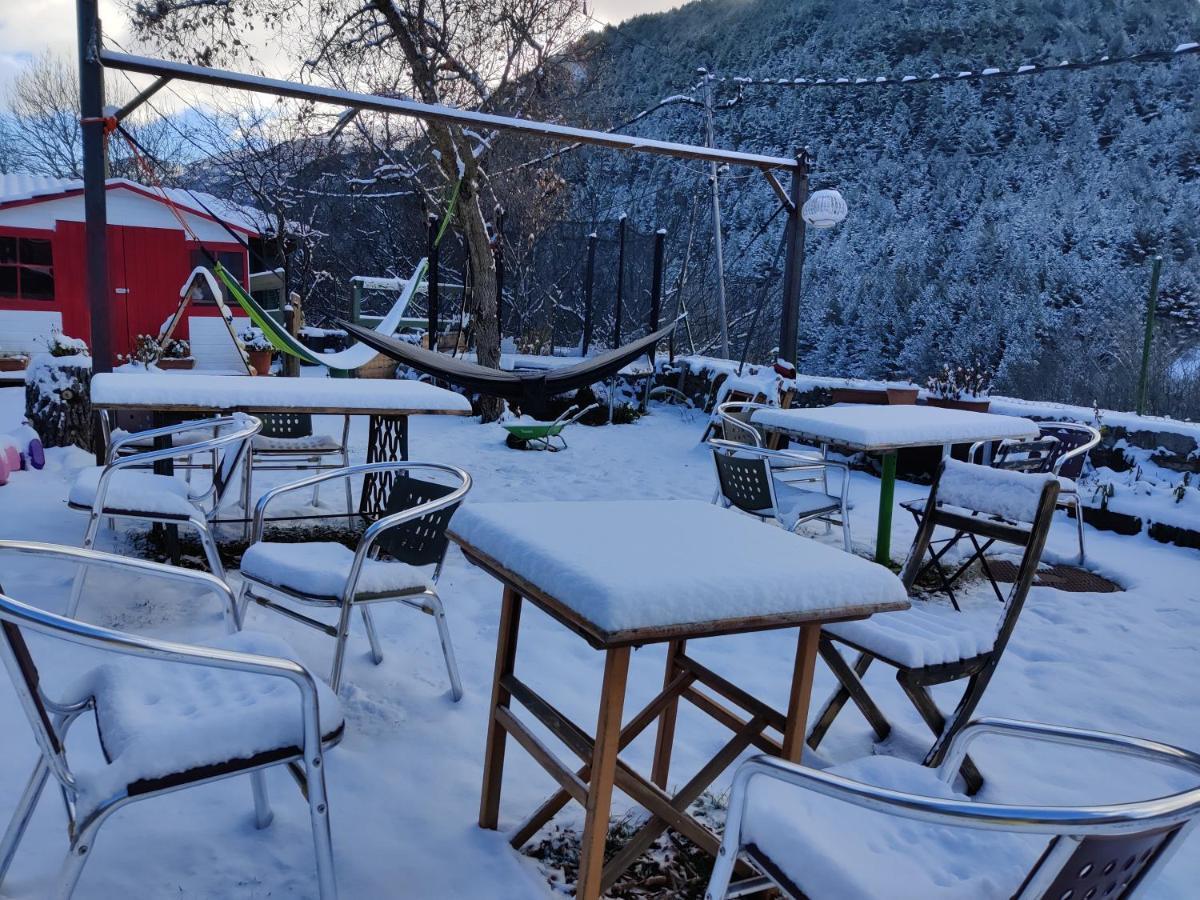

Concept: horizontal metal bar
[[99, 49, 798, 172], [113, 75, 171, 122]]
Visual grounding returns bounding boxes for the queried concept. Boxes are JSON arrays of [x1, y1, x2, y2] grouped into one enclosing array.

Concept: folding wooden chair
[[807, 459, 1060, 794], [708, 718, 1200, 900]]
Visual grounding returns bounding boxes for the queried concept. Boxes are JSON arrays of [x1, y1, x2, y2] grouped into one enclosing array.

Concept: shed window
[[190, 249, 246, 305], [0, 236, 54, 301]]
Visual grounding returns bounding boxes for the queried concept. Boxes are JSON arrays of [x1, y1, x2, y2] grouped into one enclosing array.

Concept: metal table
[[449, 499, 908, 900], [91, 372, 473, 517], [752, 404, 1039, 564]]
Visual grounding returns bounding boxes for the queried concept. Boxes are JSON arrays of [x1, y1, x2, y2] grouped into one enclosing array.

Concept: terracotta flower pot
[[0, 356, 29, 372], [885, 386, 919, 405], [830, 387, 889, 405], [157, 357, 195, 371], [248, 349, 273, 376], [926, 396, 990, 413]]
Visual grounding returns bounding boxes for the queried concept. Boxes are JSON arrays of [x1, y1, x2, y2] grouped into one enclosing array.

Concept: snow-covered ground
[[0, 382, 1197, 898]]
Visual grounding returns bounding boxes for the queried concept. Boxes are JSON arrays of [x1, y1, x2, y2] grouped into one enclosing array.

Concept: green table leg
[[875, 451, 898, 565]]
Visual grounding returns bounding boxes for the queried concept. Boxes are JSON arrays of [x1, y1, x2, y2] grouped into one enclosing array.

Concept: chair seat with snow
[[706, 717, 1200, 900], [237, 461, 471, 697], [807, 460, 1060, 794], [0, 542, 342, 900]]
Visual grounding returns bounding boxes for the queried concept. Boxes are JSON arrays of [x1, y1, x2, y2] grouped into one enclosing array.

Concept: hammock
[[336, 316, 681, 410], [213, 258, 427, 371]]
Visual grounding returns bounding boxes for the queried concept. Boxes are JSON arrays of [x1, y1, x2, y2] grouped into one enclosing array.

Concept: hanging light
[[801, 188, 848, 229]]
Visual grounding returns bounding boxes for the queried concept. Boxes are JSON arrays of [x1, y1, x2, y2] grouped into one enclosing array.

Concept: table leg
[[650, 639, 686, 789], [360, 414, 408, 517], [479, 587, 523, 830], [875, 450, 898, 565], [576, 646, 631, 900], [781, 624, 822, 763], [152, 411, 181, 564]]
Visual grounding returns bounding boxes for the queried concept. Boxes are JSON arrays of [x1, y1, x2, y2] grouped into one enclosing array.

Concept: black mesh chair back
[[112, 410, 158, 434], [991, 436, 1061, 474], [375, 473, 462, 567], [258, 411, 316, 440], [712, 450, 775, 517], [1025, 826, 1182, 899], [1038, 424, 1095, 479]]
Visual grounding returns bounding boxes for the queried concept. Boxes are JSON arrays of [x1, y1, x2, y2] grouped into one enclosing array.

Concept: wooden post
[[778, 149, 809, 366], [284, 291, 302, 377], [613, 215, 626, 348], [650, 639, 685, 788], [648, 229, 665, 336], [426, 214, 440, 350], [701, 69, 730, 359], [582, 232, 597, 355], [351, 279, 362, 325]]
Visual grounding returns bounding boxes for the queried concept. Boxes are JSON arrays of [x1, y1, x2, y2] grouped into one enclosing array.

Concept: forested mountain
[[539, 0, 1200, 413]]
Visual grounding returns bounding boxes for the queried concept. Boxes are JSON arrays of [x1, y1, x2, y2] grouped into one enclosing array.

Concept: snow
[[448, 499, 908, 634], [68, 468, 198, 518], [90, 371, 473, 413], [751, 404, 1038, 451], [825, 601, 1001, 668], [937, 458, 1056, 522], [240, 541, 431, 599], [0, 383, 1198, 898], [67, 630, 343, 818], [742, 755, 1041, 899]]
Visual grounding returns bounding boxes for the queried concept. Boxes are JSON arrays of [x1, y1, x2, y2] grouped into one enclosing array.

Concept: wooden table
[[91, 372, 472, 517], [449, 499, 908, 899], [752, 404, 1039, 565]]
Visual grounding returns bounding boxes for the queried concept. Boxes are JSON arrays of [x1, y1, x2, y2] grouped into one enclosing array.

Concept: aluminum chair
[[68, 414, 261, 594], [237, 462, 471, 697], [709, 439, 853, 552], [968, 421, 1101, 563], [708, 717, 1200, 900], [714, 400, 827, 483], [245, 412, 353, 516], [0, 541, 341, 900], [807, 460, 1060, 794]]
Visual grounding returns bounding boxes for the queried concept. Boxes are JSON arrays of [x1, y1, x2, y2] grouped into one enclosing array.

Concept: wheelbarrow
[[502, 403, 600, 451]]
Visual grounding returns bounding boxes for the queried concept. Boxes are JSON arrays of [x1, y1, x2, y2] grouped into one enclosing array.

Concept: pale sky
[[0, 0, 687, 94]]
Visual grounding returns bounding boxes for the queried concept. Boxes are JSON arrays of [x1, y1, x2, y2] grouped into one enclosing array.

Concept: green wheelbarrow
[[502, 403, 600, 452]]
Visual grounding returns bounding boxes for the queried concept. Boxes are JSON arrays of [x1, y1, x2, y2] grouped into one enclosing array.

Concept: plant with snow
[[118, 334, 163, 367], [160, 337, 191, 359], [239, 327, 273, 353], [925, 362, 994, 400], [42, 328, 89, 358]]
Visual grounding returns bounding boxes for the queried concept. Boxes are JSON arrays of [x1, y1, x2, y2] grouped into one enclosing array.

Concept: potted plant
[[885, 381, 920, 405], [240, 327, 274, 376], [0, 352, 29, 373], [117, 334, 162, 369], [830, 381, 889, 405], [157, 337, 195, 370], [925, 362, 994, 413]]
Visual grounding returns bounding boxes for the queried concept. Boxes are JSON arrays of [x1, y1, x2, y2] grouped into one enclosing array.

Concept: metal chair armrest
[[939, 717, 1200, 785], [1050, 431, 1102, 475]]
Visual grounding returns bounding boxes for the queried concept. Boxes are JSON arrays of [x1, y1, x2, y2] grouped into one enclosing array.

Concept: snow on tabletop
[[67, 630, 342, 818], [751, 404, 1038, 450], [448, 499, 907, 634], [90, 371, 473, 413], [936, 458, 1056, 523], [742, 755, 1042, 899]]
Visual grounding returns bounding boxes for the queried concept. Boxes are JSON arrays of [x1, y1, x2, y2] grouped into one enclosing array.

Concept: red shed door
[[109, 225, 189, 358]]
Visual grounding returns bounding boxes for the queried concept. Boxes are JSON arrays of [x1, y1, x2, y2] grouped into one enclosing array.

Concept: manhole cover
[[989, 560, 1122, 593]]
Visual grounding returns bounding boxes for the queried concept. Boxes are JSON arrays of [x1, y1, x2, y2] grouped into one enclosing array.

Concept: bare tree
[[0, 52, 187, 180], [128, 0, 587, 420]]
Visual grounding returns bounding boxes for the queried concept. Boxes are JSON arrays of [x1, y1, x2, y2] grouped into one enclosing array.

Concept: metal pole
[[582, 232, 597, 355], [426, 214, 440, 349], [78, 0, 111, 376], [702, 70, 730, 359], [643, 229, 667, 411], [1136, 254, 1163, 416], [614, 215, 626, 348], [778, 149, 809, 366]]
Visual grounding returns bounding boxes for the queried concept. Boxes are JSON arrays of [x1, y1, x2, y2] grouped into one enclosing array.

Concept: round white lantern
[[801, 188, 848, 229]]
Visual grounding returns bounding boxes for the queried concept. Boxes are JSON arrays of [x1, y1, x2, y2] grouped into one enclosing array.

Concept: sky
[[0, 0, 687, 95]]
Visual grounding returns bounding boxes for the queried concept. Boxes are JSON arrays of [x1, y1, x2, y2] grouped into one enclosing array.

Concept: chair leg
[[191, 519, 227, 583], [250, 771, 274, 830], [897, 677, 984, 794], [53, 813, 109, 900], [807, 643, 890, 750], [1071, 496, 1086, 564], [66, 514, 105, 618], [0, 758, 50, 885], [426, 590, 464, 702], [235, 580, 252, 629], [242, 448, 254, 544], [328, 599, 358, 694], [359, 607, 384, 665], [304, 757, 338, 900]]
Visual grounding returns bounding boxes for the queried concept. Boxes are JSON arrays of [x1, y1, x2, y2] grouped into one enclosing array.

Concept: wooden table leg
[[781, 624, 821, 762], [650, 638, 686, 789], [479, 587, 523, 830], [576, 646, 631, 900]]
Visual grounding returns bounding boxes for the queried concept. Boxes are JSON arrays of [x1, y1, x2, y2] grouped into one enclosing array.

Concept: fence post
[[614, 215, 627, 348], [582, 232, 597, 355], [426, 213, 440, 349], [778, 149, 809, 367], [642, 228, 667, 411], [1136, 254, 1163, 416]]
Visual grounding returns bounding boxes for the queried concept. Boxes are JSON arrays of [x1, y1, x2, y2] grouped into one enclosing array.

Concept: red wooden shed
[[0, 174, 263, 367]]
